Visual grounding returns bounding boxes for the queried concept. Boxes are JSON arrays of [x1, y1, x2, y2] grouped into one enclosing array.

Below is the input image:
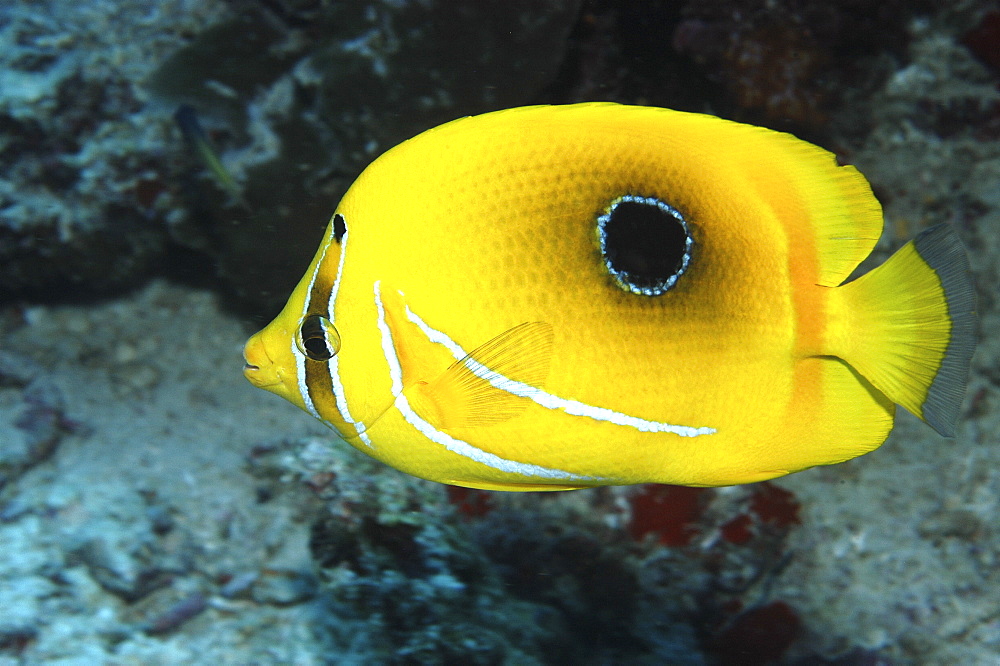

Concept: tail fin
[[832, 224, 976, 436]]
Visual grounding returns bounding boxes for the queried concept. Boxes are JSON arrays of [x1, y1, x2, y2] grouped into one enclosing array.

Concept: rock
[[148, 0, 583, 314]]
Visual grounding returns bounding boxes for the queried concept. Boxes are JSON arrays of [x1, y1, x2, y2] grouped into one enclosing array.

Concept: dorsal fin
[[734, 131, 884, 287]]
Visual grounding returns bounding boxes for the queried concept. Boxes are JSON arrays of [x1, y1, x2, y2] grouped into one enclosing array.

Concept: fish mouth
[[243, 362, 284, 390], [242, 336, 281, 389]]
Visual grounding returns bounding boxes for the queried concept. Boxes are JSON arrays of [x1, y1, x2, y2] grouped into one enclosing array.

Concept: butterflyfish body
[[244, 103, 976, 491]]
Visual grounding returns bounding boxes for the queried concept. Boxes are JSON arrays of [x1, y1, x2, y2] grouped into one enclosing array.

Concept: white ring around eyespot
[[597, 194, 693, 296]]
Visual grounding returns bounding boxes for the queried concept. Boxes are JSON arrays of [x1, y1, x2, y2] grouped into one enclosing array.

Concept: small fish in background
[[243, 103, 976, 491], [173, 104, 249, 211]]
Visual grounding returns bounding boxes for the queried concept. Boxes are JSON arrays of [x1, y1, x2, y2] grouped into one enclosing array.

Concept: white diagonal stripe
[[324, 225, 371, 446], [294, 224, 333, 421], [403, 302, 715, 437], [374, 282, 591, 481]]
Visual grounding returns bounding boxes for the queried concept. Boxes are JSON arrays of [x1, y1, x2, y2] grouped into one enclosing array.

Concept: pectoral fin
[[407, 322, 554, 429]]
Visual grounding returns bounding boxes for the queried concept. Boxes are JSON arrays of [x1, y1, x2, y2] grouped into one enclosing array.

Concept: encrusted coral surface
[[0, 0, 581, 312], [0, 0, 227, 297]]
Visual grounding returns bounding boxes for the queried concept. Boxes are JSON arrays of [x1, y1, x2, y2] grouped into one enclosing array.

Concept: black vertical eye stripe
[[332, 213, 347, 244], [300, 216, 343, 415], [306, 223, 341, 316]]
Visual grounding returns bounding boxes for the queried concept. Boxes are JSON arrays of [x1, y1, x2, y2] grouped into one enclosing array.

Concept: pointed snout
[[243, 330, 282, 390]]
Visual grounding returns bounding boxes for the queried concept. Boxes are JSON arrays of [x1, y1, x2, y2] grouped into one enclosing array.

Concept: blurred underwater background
[[0, 0, 998, 663]]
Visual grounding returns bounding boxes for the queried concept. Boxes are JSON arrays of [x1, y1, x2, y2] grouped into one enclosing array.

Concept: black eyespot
[[332, 213, 346, 244], [297, 314, 341, 361], [598, 195, 693, 296]]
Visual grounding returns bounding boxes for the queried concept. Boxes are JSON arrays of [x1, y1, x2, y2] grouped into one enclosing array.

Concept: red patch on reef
[[445, 485, 495, 518], [963, 11, 1000, 74], [711, 601, 801, 665], [749, 482, 800, 528], [720, 514, 753, 545], [672, 17, 828, 126], [627, 484, 706, 546], [725, 24, 829, 124]]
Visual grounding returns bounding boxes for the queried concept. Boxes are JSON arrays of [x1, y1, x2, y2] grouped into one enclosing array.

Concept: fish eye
[[598, 195, 693, 296], [297, 314, 341, 361]]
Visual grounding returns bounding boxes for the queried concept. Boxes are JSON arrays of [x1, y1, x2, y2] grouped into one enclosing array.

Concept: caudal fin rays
[[910, 225, 977, 435], [833, 224, 976, 437]]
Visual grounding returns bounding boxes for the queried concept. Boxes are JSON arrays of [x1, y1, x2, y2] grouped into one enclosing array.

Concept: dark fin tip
[[913, 224, 977, 437]]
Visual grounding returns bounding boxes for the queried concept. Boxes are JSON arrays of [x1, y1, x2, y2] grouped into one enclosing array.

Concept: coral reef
[[0, 351, 80, 493], [152, 0, 584, 314], [0, 1, 997, 664], [263, 437, 706, 663], [0, 0, 582, 313], [261, 437, 825, 664], [0, 1, 227, 300], [670, 0, 938, 131]]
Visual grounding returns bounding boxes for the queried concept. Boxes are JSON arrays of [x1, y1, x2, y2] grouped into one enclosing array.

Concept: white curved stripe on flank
[[403, 302, 716, 438], [324, 227, 371, 447], [329, 354, 372, 448], [374, 282, 591, 481]]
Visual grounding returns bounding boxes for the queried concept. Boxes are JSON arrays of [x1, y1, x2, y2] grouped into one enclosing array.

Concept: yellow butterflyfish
[[243, 103, 976, 491]]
